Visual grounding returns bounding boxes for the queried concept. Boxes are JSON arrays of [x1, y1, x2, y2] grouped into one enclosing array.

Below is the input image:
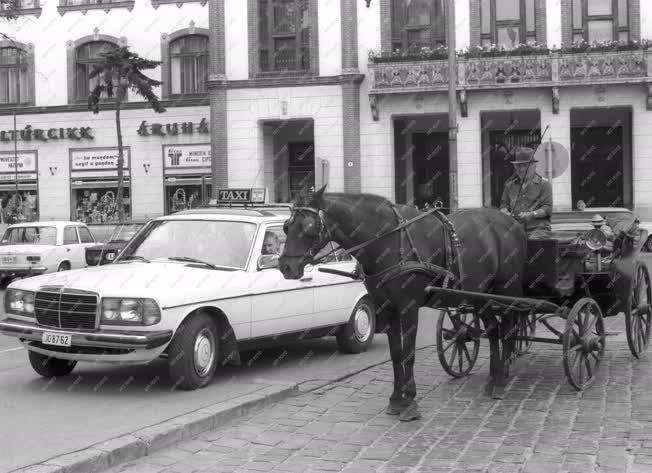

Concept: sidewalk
[[102, 317, 652, 473]]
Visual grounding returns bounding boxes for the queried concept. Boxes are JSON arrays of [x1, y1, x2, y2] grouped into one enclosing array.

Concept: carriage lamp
[[585, 214, 608, 271]]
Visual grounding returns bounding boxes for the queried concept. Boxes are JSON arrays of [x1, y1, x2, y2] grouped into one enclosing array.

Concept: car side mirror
[[257, 254, 280, 270]]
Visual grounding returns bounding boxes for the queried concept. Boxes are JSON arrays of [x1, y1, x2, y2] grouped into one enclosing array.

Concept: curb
[[12, 382, 298, 473]]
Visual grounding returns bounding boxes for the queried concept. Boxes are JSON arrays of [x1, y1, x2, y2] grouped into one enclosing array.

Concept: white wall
[[224, 0, 249, 81], [318, 0, 342, 76], [3, 1, 209, 106]]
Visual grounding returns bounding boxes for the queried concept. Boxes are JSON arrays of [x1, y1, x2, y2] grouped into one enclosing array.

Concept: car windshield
[[1, 226, 57, 245], [110, 223, 144, 242], [118, 219, 257, 269]]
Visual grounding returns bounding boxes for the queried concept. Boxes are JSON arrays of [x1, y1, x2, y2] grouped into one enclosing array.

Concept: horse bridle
[[282, 206, 332, 265]]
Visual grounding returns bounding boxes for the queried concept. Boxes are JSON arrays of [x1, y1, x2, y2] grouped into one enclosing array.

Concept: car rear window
[[1, 226, 57, 245]]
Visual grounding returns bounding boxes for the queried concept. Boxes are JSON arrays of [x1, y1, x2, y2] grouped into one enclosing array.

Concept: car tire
[[167, 312, 219, 390], [28, 351, 77, 377], [0, 276, 13, 289], [336, 297, 376, 354], [57, 262, 70, 272]]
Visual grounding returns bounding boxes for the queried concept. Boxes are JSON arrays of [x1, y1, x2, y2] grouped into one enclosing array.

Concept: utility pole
[[13, 110, 18, 198], [447, 0, 458, 211]]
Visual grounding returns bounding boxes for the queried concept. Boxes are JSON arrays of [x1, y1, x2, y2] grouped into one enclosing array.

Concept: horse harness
[[288, 204, 465, 291]]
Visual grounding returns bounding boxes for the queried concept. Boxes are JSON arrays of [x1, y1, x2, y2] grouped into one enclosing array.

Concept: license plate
[[41, 332, 72, 347], [1, 256, 16, 264], [106, 252, 115, 261]]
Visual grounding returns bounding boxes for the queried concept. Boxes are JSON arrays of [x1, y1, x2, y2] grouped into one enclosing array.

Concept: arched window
[[74, 41, 118, 102], [0, 47, 29, 105], [170, 35, 207, 95]]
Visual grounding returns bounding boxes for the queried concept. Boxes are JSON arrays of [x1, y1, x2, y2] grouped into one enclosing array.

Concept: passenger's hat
[[510, 147, 538, 164]]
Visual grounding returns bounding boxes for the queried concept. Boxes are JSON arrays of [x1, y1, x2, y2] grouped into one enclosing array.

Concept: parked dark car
[[85, 221, 147, 266]]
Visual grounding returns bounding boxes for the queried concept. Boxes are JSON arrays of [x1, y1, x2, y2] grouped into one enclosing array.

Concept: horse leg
[[398, 309, 421, 422], [494, 314, 517, 399], [386, 313, 405, 415], [480, 313, 504, 399]]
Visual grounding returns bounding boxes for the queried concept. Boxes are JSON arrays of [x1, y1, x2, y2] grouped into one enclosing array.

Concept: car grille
[[34, 288, 98, 330]]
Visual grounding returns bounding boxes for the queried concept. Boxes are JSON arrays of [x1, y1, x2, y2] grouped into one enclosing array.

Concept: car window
[[63, 226, 79, 245], [261, 227, 286, 256], [1, 226, 57, 245], [78, 227, 94, 243]]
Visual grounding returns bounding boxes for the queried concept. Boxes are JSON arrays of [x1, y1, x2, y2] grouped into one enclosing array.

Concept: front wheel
[[625, 262, 652, 358], [437, 308, 481, 377], [336, 297, 376, 353], [28, 351, 76, 377], [563, 298, 605, 391], [168, 312, 219, 390]]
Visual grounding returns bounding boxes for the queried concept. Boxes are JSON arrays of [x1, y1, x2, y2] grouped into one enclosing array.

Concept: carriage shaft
[[425, 286, 562, 314]]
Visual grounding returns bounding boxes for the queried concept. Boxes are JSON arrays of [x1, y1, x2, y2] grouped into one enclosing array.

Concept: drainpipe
[[447, 0, 458, 211]]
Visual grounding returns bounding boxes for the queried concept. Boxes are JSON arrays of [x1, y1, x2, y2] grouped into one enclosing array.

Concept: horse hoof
[[483, 382, 494, 397], [385, 404, 401, 416], [491, 386, 506, 400], [398, 402, 421, 422]]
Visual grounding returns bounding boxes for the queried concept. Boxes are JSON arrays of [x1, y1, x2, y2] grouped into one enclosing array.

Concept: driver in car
[[262, 232, 281, 256]]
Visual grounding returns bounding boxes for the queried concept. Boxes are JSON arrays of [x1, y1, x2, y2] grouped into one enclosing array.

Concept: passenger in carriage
[[500, 147, 553, 240]]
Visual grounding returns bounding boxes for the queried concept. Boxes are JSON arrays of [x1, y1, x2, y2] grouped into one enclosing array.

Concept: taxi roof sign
[[216, 188, 266, 204]]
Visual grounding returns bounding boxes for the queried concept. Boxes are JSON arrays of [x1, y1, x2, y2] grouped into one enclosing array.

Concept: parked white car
[[0, 199, 375, 390], [0, 221, 100, 288]]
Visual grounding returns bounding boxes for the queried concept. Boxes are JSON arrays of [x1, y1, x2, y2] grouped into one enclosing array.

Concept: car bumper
[[0, 266, 47, 277], [0, 318, 173, 350]]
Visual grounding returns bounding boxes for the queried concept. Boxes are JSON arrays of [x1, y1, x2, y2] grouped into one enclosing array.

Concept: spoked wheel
[[436, 308, 481, 378], [563, 298, 606, 391], [625, 262, 652, 358], [515, 312, 537, 356]]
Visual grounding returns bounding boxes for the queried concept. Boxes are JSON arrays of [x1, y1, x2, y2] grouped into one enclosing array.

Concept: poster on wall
[[0, 151, 37, 175], [70, 147, 130, 171], [163, 144, 211, 169]]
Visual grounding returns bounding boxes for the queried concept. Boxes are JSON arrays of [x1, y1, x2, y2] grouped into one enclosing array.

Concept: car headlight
[[5, 289, 35, 316], [100, 298, 161, 326]]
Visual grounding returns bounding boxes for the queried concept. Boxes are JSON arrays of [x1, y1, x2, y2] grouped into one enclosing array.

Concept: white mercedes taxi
[[0, 192, 374, 390]]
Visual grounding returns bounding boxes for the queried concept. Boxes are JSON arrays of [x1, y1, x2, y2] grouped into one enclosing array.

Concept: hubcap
[[353, 306, 371, 342], [193, 328, 215, 377]]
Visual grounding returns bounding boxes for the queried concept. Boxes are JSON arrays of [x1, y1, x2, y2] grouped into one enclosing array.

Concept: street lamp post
[[447, 0, 458, 212]]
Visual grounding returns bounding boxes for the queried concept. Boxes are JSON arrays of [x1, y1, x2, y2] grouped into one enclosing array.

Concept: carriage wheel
[[515, 312, 537, 356], [563, 298, 606, 391], [436, 308, 481, 378], [625, 262, 652, 358]]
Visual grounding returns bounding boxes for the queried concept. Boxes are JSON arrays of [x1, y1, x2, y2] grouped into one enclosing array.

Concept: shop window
[[78, 226, 94, 243], [0, 190, 38, 224], [170, 35, 208, 96], [480, 0, 537, 47], [74, 41, 119, 103], [0, 47, 31, 105], [254, 0, 317, 75], [73, 187, 131, 224], [63, 226, 79, 245], [391, 0, 446, 52], [572, 0, 630, 43]]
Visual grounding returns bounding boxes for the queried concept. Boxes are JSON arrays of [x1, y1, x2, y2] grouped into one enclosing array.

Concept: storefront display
[[69, 147, 131, 224], [163, 144, 212, 214], [0, 151, 39, 223]]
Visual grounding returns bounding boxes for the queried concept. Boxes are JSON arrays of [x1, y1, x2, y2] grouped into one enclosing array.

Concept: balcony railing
[[367, 49, 652, 119]]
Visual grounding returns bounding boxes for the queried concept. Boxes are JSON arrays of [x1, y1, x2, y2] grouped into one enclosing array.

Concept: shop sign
[[164, 144, 211, 168], [71, 148, 130, 171], [0, 125, 93, 142], [0, 151, 37, 174], [138, 119, 209, 136]]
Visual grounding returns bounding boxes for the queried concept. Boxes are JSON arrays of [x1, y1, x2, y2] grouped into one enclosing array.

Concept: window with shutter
[[571, 0, 630, 43], [479, 0, 538, 48], [391, 0, 445, 52]]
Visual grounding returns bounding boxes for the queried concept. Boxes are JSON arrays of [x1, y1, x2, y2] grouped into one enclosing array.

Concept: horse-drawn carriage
[[428, 209, 652, 390]]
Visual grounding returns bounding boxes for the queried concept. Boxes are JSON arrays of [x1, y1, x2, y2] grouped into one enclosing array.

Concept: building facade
[[1, 0, 652, 223]]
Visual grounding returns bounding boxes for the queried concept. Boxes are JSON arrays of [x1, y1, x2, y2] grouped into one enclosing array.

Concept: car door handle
[[300, 275, 313, 282]]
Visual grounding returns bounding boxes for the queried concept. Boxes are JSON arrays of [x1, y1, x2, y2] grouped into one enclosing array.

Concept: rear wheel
[[437, 308, 481, 377], [625, 262, 652, 358], [57, 262, 70, 272], [0, 276, 13, 289], [337, 297, 376, 353], [563, 298, 605, 391], [28, 351, 76, 377], [168, 312, 219, 390]]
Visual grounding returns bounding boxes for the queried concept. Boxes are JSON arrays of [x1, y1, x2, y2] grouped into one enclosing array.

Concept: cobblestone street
[[105, 316, 652, 473]]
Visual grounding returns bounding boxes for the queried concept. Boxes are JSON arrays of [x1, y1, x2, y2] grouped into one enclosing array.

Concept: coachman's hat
[[510, 147, 538, 164]]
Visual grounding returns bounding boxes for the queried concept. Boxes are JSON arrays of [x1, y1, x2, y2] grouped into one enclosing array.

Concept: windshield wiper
[[168, 256, 220, 270]]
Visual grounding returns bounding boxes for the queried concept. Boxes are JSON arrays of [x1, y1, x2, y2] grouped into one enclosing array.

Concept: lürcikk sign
[[0, 125, 94, 142], [137, 118, 209, 136]]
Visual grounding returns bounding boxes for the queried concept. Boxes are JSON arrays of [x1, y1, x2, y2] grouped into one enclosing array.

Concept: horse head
[[279, 185, 330, 279]]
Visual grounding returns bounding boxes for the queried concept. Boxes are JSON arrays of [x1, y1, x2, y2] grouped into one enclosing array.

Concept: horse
[[279, 187, 527, 421]]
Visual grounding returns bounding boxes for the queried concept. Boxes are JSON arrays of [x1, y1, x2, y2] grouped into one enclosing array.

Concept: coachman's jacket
[[500, 173, 553, 233]]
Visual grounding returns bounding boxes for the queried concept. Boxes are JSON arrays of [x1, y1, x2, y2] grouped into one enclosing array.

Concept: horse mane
[[308, 191, 392, 210]]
